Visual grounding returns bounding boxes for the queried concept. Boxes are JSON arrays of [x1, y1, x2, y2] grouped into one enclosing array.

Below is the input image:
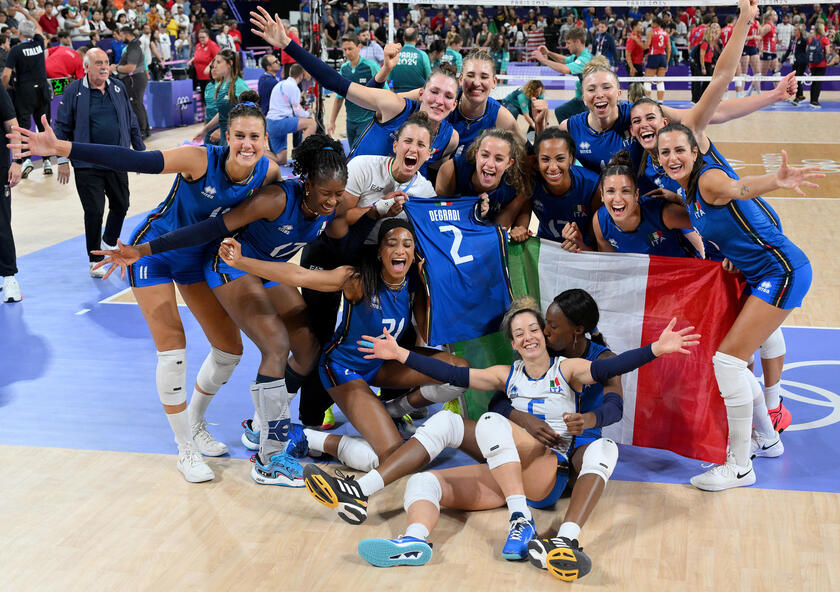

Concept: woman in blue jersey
[[592, 151, 699, 258], [656, 121, 820, 492], [11, 104, 282, 484], [249, 10, 460, 174], [435, 128, 531, 239], [299, 296, 698, 580]]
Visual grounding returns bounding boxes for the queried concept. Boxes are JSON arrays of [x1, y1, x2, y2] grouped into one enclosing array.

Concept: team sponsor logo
[[608, 238, 619, 249], [757, 280, 772, 294], [579, 141, 592, 154], [277, 224, 293, 234], [201, 185, 217, 199]]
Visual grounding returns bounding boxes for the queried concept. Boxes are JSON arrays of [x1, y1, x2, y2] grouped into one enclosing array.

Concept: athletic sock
[[166, 409, 193, 448], [764, 382, 782, 411], [357, 469, 385, 497], [727, 403, 753, 467], [748, 372, 776, 438], [187, 390, 213, 426], [405, 523, 430, 540], [303, 428, 329, 453], [284, 363, 306, 394], [255, 376, 291, 460], [385, 395, 416, 418], [506, 494, 531, 521], [557, 521, 581, 541]]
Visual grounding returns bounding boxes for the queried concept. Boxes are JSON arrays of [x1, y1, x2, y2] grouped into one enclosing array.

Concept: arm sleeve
[[403, 351, 470, 388], [488, 390, 514, 419], [591, 391, 623, 427], [68, 143, 164, 173], [281, 41, 351, 97], [147, 214, 229, 254], [589, 344, 656, 383]]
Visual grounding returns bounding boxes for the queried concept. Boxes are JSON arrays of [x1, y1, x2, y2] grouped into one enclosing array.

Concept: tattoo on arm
[[739, 184, 750, 197]]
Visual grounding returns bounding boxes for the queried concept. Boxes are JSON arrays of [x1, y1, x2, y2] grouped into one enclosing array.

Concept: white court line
[[784, 325, 840, 330], [99, 287, 187, 307], [75, 309, 90, 315], [763, 196, 840, 201]]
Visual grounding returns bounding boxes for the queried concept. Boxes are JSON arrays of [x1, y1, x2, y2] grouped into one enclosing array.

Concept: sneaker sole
[[303, 465, 367, 524], [502, 550, 529, 561], [527, 543, 548, 570], [177, 461, 214, 483], [196, 442, 229, 457], [250, 464, 304, 487], [690, 473, 756, 492], [546, 546, 592, 582], [241, 432, 260, 451], [358, 538, 432, 567], [752, 441, 784, 459], [21, 166, 33, 179]]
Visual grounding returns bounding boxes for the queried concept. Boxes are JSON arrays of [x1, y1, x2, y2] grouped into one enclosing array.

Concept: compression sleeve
[[366, 76, 385, 89], [69, 143, 165, 174], [589, 344, 656, 383], [591, 391, 624, 427], [147, 215, 229, 254], [403, 351, 471, 388], [488, 390, 514, 419], [282, 41, 352, 97]]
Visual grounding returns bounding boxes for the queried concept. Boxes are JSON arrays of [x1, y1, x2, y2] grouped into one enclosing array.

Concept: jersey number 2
[[439, 225, 474, 265]]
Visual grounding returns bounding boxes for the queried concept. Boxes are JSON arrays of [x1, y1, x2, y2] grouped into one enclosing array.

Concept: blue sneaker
[[285, 423, 309, 458], [250, 451, 304, 487], [501, 512, 537, 561], [358, 536, 433, 567], [241, 419, 259, 451]]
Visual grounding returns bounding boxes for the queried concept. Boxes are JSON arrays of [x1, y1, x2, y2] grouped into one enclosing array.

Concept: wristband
[[591, 391, 623, 428]]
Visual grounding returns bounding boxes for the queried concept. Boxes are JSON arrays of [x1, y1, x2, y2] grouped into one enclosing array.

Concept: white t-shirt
[[345, 155, 437, 243], [776, 23, 794, 51]]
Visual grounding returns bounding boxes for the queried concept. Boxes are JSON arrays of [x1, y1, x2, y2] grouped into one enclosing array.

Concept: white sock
[[405, 523, 430, 540], [357, 469, 385, 497], [764, 382, 782, 410], [166, 409, 193, 448], [304, 428, 329, 453], [557, 521, 581, 541], [727, 403, 753, 467], [188, 391, 213, 426], [505, 494, 531, 521], [252, 410, 262, 431], [336, 435, 380, 472], [748, 372, 775, 438], [385, 395, 416, 418]]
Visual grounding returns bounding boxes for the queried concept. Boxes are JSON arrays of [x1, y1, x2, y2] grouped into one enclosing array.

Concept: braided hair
[[291, 134, 348, 185]]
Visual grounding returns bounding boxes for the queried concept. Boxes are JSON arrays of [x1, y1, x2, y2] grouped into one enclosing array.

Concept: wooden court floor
[[1, 106, 839, 591]]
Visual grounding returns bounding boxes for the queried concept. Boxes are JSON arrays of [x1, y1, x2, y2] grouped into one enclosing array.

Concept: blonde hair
[[462, 49, 496, 75], [703, 23, 720, 44], [523, 80, 544, 99], [501, 296, 544, 341], [581, 55, 619, 86], [465, 128, 531, 198], [446, 31, 462, 46]]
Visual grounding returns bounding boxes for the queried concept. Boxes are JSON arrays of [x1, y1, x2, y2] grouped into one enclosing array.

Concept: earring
[[573, 334, 578, 349]]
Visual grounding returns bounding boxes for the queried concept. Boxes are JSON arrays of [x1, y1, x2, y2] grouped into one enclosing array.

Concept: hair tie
[[590, 326, 600, 336], [238, 101, 257, 108], [322, 146, 335, 151]]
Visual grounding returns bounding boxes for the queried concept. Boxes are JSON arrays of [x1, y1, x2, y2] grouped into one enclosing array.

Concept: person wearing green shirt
[[499, 80, 545, 132], [531, 27, 593, 125], [328, 32, 381, 146], [440, 32, 464, 73], [388, 28, 431, 92], [195, 49, 250, 146]]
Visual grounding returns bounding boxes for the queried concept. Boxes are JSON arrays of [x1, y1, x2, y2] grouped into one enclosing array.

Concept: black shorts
[[742, 46, 759, 57], [645, 54, 667, 70], [761, 52, 776, 61]]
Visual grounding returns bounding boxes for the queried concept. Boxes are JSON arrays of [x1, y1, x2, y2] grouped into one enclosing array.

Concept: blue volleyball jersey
[[452, 153, 517, 218], [686, 162, 810, 286], [597, 198, 697, 258], [324, 276, 415, 374], [567, 101, 632, 172], [238, 180, 334, 262], [447, 96, 502, 154], [532, 166, 600, 244], [348, 98, 454, 177], [130, 145, 269, 251], [404, 196, 512, 346], [576, 340, 611, 445]]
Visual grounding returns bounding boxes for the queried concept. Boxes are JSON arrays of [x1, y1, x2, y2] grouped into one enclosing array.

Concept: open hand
[[89, 239, 141, 280], [250, 6, 290, 49], [651, 318, 701, 356], [775, 150, 824, 196], [7, 115, 61, 158], [357, 327, 403, 360]]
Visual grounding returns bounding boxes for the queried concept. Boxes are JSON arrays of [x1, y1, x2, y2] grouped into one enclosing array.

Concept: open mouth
[[594, 100, 609, 113], [391, 258, 407, 273], [544, 169, 563, 182], [239, 149, 255, 160], [480, 169, 496, 184], [610, 203, 626, 216], [667, 163, 683, 176], [468, 87, 484, 97], [404, 155, 418, 169], [640, 130, 656, 143], [523, 342, 539, 351]]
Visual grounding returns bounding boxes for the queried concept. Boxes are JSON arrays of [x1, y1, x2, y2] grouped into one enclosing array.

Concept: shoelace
[[194, 421, 217, 444], [181, 444, 203, 465], [508, 517, 531, 541]]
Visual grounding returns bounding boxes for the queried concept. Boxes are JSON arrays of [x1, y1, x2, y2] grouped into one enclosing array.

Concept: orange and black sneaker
[[528, 536, 592, 582], [303, 464, 368, 525], [768, 397, 792, 432]]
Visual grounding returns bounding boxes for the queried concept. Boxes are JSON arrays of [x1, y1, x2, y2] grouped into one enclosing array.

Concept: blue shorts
[[319, 352, 383, 390], [761, 52, 776, 61], [128, 224, 206, 287], [645, 54, 667, 70], [267, 117, 301, 153], [742, 46, 759, 57], [746, 263, 812, 309], [527, 449, 570, 509], [203, 252, 280, 290]]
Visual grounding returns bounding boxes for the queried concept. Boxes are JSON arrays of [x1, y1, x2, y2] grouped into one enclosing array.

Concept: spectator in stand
[[46, 30, 86, 80], [440, 32, 464, 74], [227, 21, 241, 51], [174, 5, 189, 35], [191, 28, 219, 98], [388, 27, 430, 93], [476, 22, 491, 49], [525, 23, 546, 62], [216, 22, 235, 51], [158, 23, 172, 62], [89, 9, 111, 37], [0, 35, 9, 69], [114, 27, 151, 139], [328, 31, 380, 146], [39, 1, 58, 36], [266, 63, 316, 165], [543, 17, 561, 52], [489, 32, 510, 76], [324, 14, 340, 61], [174, 27, 191, 61], [531, 27, 592, 125], [257, 53, 282, 115], [280, 23, 301, 78], [592, 21, 617, 68], [807, 22, 832, 108], [209, 6, 226, 36], [194, 49, 249, 145], [359, 26, 384, 66]]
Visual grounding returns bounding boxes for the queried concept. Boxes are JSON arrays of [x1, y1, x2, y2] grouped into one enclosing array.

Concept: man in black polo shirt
[[2, 18, 54, 178], [0, 83, 22, 301], [113, 26, 150, 138], [55, 47, 145, 278]]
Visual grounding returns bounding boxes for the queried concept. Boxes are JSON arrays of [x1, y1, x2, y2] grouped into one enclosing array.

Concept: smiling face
[[474, 136, 513, 191], [418, 73, 458, 122], [459, 58, 496, 107], [630, 102, 666, 151], [602, 173, 639, 223], [378, 227, 415, 283], [509, 311, 547, 360], [537, 137, 573, 189], [226, 115, 266, 169], [305, 176, 345, 217], [657, 130, 698, 186], [544, 303, 581, 354], [392, 124, 432, 179], [583, 71, 621, 119]]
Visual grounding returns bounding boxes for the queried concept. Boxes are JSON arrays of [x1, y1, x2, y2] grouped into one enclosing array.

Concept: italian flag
[[452, 239, 745, 463]]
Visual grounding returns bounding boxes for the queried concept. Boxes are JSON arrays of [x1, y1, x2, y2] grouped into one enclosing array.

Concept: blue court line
[[545, 99, 840, 113], [1, 222, 838, 493]]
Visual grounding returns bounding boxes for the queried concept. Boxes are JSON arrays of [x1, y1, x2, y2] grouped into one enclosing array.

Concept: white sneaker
[[751, 431, 784, 458], [3, 276, 21, 302], [89, 261, 107, 278], [43, 160, 53, 175], [20, 159, 33, 179], [192, 419, 229, 457], [690, 457, 755, 491], [101, 239, 117, 251], [176, 442, 215, 482]]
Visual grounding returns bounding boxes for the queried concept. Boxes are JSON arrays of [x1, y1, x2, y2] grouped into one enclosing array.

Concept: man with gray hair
[[2, 17, 53, 178], [53, 47, 145, 277]]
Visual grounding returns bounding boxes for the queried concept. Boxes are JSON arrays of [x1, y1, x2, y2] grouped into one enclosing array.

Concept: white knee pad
[[336, 435, 380, 472], [403, 472, 442, 512], [656, 82, 665, 93], [419, 382, 466, 404], [475, 412, 519, 470], [195, 347, 242, 395], [156, 349, 187, 406], [760, 328, 786, 359], [578, 437, 618, 484], [713, 351, 751, 407], [643, 82, 652, 93], [411, 409, 465, 461]]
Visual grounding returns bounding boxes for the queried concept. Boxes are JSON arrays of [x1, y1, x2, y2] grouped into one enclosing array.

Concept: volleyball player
[[10, 104, 280, 483], [644, 18, 671, 101], [739, 13, 762, 96], [758, 11, 779, 86]]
